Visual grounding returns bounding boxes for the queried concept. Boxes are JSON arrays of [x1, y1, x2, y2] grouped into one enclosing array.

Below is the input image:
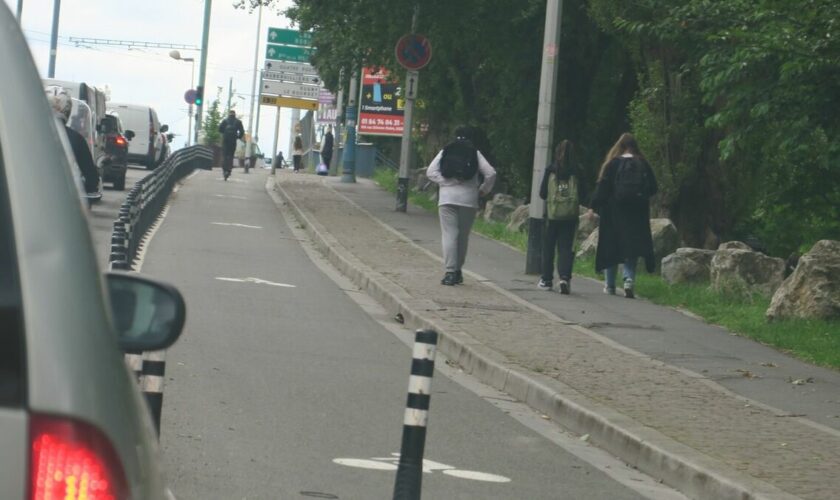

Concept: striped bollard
[[393, 329, 438, 500], [141, 350, 167, 436]]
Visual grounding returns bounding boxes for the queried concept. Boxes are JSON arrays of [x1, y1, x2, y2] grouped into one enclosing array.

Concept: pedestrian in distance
[[275, 150, 286, 169], [292, 135, 304, 173], [590, 132, 658, 298], [321, 125, 334, 171], [219, 110, 244, 181], [538, 140, 588, 294], [426, 126, 497, 286]]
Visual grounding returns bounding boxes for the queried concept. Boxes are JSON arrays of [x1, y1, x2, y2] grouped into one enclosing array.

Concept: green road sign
[[267, 28, 312, 47], [265, 44, 314, 63]]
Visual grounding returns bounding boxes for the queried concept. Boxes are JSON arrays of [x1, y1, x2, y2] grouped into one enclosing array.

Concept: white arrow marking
[[214, 194, 247, 200], [212, 222, 262, 229], [333, 459, 397, 470], [216, 277, 296, 288], [442, 470, 512, 483], [334, 454, 510, 482]]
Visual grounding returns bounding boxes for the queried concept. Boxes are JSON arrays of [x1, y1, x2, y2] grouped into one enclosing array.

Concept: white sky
[[5, 0, 298, 155]]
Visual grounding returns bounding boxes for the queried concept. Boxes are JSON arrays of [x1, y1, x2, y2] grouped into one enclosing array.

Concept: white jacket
[[426, 149, 496, 208]]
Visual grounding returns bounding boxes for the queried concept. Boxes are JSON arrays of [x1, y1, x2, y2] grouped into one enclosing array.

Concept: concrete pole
[[396, 71, 417, 211], [254, 70, 264, 143], [187, 59, 195, 147], [271, 107, 281, 175], [16, 0, 23, 21], [525, 0, 564, 274], [195, 0, 213, 144], [245, 2, 263, 166], [331, 69, 345, 176], [340, 69, 359, 183], [227, 77, 233, 111], [47, 0, 61, 78]]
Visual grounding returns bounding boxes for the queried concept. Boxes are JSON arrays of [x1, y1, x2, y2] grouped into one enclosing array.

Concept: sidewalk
[[272, 172, 840, 500]]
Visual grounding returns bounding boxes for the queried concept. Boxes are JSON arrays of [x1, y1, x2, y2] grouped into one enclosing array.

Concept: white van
[[43, 79, 107, 160], [108, 103, 166, 169]]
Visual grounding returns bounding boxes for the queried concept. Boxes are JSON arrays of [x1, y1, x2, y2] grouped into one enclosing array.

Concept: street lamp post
[[169, 50, 196, 147]]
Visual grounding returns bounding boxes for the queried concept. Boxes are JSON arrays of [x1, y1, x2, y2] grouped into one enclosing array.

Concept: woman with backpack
[[538, 140, 588, 294], [591, 133, 658, 298], [426, 126, 497, 286]]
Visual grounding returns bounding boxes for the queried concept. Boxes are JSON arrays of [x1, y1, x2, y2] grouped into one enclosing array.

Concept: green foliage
[[201, 88, 223, 147]]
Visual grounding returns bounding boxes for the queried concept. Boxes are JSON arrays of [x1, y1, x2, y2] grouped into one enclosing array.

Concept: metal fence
[[109, 145, 212, 271]]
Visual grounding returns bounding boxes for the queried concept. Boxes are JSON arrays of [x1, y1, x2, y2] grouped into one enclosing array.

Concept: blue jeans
[[605, 258, 637, 289]]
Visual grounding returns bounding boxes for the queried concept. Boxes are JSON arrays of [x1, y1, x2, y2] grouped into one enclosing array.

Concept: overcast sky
[[5, 0, 298, 155]]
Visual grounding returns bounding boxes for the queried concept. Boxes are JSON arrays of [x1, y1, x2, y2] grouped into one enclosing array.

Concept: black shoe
[[623, 279, 635, 299], [559, 279, 570, 295], [454, 270, 463, 284], [441, 272, 457, 286]]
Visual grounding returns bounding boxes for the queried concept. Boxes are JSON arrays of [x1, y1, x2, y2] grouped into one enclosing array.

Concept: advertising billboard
[[358, 67, 404, 136]]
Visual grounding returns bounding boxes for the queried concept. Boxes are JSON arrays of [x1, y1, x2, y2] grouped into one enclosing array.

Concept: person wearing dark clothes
[[321, 126, 334, 170], [538, 140, 588, 294], [219, 110, 244, 180], [590, 133, 658, 298], [45, 86, 100, 193]]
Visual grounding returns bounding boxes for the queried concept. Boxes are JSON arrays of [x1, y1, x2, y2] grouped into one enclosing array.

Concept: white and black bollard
[[141, 350, 166, 436], [393, 329, 438, 500]]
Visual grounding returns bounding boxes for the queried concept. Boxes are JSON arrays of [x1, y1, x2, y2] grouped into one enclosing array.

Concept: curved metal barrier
[[109, 145, 212, 271]]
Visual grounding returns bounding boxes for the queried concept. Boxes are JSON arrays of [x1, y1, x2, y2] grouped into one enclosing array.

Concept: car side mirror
[[166, 133, 175, 143], [106, 272, 186, 352], [125, 130, 135, 141], [160, 124, 169, 133]]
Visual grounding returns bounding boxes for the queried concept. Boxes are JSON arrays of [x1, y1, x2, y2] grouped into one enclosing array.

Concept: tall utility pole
[[16, 0, 23, 21], [332, 69, 345, 175], [271, 107, 281, 174], [396, 6, 420, 212], [254, 70, 264, 144], [47, 0, 61, 77], [195, 0, 213, 145], [525, 0, 564, 274], [227, 77, 233, 111], [245, 1, 264, 169], [340, 69, 359, 183]]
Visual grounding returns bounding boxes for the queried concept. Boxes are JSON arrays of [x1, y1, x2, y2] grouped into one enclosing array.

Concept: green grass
[[372, 168, 840, 369]]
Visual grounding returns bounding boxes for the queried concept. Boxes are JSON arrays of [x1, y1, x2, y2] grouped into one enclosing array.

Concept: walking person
[[321, 125, 334, 171], [591, 133, 658, 298], [219, 110, 244, 180], [538, 140, 588, 294], [292, 135, 304, 173], [426, 126, 497, 286], [275, 150, 286, 169]]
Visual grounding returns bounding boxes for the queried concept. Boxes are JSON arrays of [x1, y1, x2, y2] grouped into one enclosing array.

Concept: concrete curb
[[269, 176, 800, 500]]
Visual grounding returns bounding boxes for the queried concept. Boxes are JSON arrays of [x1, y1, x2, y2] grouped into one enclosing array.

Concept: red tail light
[[115, 135, 127, 147], [29, 414, 128, 500]]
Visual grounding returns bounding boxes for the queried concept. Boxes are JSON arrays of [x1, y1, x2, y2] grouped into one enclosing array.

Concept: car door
[[0, 143, 28, 500]]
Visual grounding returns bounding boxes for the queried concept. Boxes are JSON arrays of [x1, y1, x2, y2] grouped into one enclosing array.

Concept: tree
[[201, 88, 223, 147]]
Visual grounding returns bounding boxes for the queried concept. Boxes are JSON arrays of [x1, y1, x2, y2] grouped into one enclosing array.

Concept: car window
[[0, 143, 26, 407]]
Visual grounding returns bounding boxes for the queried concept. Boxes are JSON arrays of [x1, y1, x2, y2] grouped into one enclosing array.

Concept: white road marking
[[333, 454, 509, 482], [332, 459, 397, 471], [187, 170, 200, 180], [219, 177, 246, 183], [211, 222, 263, 229], [215, 277, 296, 288], [442, 470, 512, 482], [214, 194, 247, 200]]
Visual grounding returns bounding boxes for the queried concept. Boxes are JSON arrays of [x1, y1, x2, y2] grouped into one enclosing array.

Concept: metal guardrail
[[109, 145, 212, 271]]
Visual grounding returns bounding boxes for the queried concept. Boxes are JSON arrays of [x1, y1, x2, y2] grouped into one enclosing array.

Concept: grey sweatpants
[[439, 204, 477, 272]]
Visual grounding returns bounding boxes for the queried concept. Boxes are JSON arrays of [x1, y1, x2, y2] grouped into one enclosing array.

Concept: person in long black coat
[[591, 133, 658, 298]]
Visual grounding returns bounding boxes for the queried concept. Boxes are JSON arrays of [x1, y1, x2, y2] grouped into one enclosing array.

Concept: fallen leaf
[[761, 362, 777, 368], [580, 434, 590, 442]]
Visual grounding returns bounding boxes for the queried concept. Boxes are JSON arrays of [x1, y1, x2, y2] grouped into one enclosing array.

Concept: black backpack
[[221, 119, 239, 142], [440, 139, 479, 180], [613, 157, 649, 203]]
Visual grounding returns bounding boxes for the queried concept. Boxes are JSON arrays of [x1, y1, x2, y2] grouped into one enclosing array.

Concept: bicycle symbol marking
[[333, 453, 511, 483]]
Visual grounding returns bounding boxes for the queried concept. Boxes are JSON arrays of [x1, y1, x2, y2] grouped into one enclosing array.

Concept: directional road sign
[[264, 60, 318, 75], [260, 95, 319, 111], [267, 28, 312, 47], [264, 70, 320, 85], [262, 80, 320, 100], [266, 44, 313, 63]]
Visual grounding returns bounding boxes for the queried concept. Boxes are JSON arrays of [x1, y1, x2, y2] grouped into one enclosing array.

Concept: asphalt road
[[133, 169, 682, 500]]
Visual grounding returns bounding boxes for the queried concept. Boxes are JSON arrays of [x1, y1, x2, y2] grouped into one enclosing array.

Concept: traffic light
[[194, 86, 204, 106]]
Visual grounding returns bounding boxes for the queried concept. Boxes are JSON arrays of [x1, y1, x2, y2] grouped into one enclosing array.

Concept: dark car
[[99, 113, 133, 190]]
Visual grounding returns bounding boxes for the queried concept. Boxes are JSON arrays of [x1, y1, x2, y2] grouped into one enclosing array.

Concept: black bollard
[[393, 329, 438, 500]]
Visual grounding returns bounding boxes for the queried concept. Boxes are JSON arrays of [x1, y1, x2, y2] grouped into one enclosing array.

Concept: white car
[[1, 4, 185, 498], [109, 103, 166, 169]]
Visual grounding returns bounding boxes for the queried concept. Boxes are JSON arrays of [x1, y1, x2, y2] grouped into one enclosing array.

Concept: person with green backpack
[[538, 140, 589, 294]]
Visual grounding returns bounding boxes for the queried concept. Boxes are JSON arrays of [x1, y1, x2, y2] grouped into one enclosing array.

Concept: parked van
[[43, 78, 107, 160], [108, 103, 166, 169]]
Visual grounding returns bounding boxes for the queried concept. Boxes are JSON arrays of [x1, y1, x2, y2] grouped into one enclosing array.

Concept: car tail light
[[29, 414, 128, 500], [115, 135, 127, 147]]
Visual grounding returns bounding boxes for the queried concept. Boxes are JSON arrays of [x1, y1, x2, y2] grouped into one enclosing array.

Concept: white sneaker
[[558, 280, 570, 295], [537, 279, 553, 291], [623, 279, 635, 299], [603, 286, 616, 295]]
